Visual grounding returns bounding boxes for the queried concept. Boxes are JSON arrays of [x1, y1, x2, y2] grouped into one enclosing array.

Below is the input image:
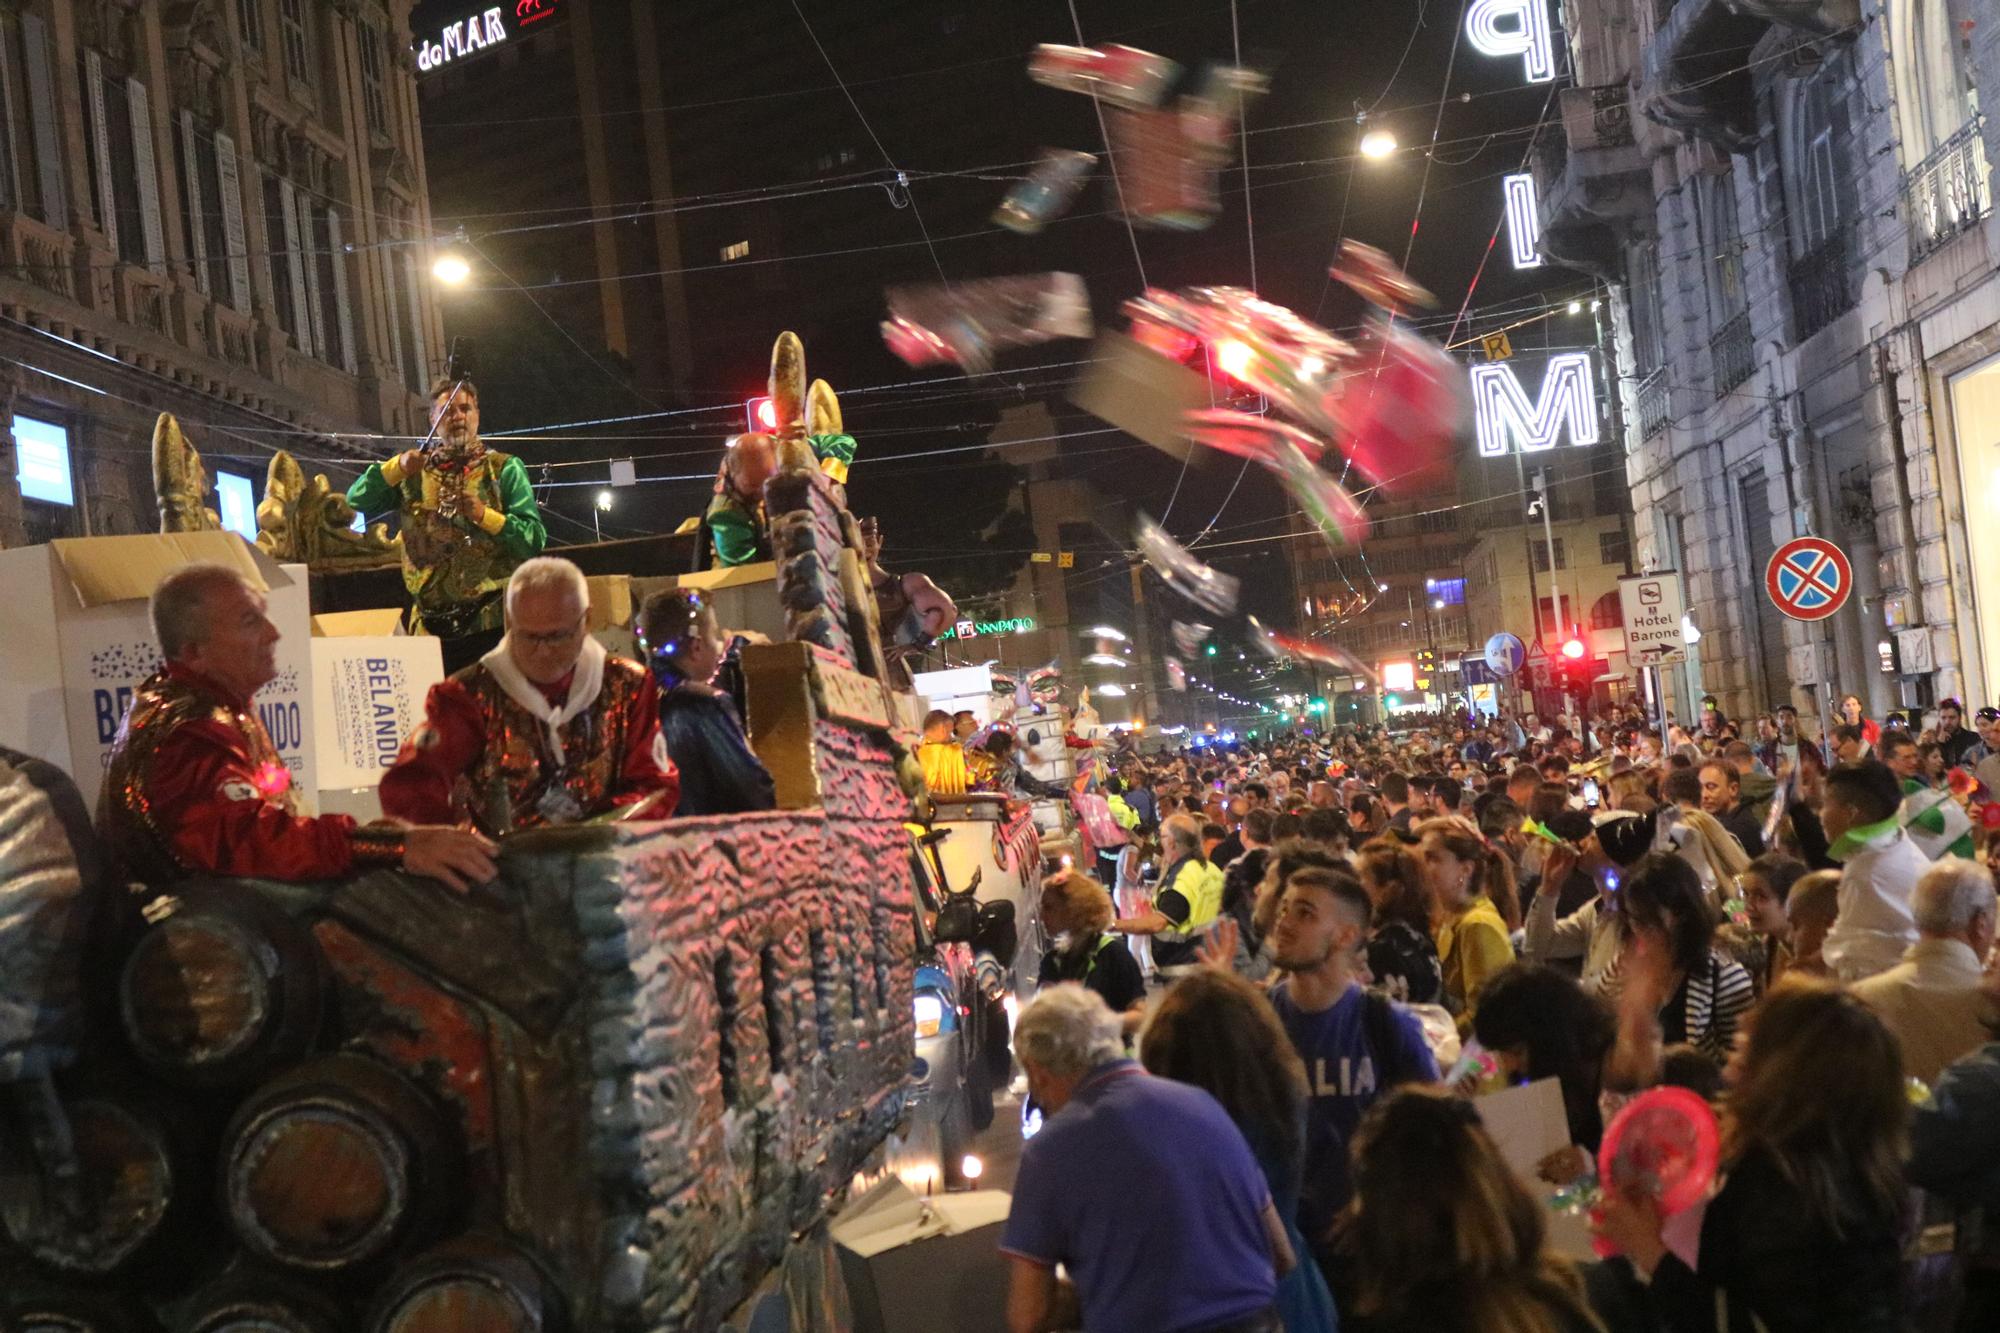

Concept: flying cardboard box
[[0, 532, 317, 811]]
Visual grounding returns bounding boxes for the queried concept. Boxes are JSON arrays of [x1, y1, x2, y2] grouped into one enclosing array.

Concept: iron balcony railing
[[1904, 115, 1992, 265], [1637, 367, 1671, 439], [1787, 228, 1854, 342], [1713, 309, 1754, 395]]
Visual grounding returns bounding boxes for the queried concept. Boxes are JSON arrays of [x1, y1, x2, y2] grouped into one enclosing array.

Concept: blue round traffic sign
[[1484, 632, 1526, 677], [1766, 537, 1852, 622]]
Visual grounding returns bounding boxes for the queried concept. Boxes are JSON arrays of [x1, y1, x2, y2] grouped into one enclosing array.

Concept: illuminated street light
[[596, 490, 614, 511], [1096, 683, 1129, 697], [1359, 129, 1397, 160], [1084, 653, 1125, 667], [1568, 300, 1584, 314], [1088, 625, 1129, 642], [432, 252, 472, 285]]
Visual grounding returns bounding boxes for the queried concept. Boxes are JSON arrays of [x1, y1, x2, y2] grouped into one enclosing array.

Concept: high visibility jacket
[[1156, 855, 1225, 942], [1107, 793, 1141, 831]]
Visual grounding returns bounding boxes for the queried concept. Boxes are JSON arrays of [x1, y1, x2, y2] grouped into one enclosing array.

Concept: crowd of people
[[1001, 703, 2000, 1333]]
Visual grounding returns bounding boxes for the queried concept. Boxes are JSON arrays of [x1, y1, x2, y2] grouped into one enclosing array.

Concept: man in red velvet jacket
[[379, 557, 677, 834], [100, 564, 499, 892]]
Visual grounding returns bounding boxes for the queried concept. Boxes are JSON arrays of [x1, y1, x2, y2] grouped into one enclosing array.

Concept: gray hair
[[1913, 856, 1998, 936], [1161, 812, 1202, 858], [1013, 984, 1124, 1080], [505, 556, 588, 617], [150, 562, 251, 660]]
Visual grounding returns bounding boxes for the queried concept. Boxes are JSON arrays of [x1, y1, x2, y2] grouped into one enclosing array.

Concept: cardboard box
[[309, 634, 443, 792], [831, 1179, 1012, 1333], [0, 533, 317, 811]]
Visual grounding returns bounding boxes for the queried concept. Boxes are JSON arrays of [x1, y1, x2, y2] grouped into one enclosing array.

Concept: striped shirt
[[1600, 948, 1756, 1064]]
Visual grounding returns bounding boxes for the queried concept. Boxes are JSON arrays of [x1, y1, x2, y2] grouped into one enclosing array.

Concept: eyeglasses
[[517, 617, 586, 649]]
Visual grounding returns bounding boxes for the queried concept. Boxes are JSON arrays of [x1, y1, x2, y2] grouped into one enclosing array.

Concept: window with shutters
[[263, 175, 299, 340], [5, 13, 66, 229], [358, 21, 390, 136], [174, 114, 230, 299], [236, 0, 264, 53], [277, 0, 313, 87], [76, 53, 163, 271]]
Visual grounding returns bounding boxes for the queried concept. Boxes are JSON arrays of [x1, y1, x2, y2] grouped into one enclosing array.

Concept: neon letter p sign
[[1467, 0, 1558, 84]]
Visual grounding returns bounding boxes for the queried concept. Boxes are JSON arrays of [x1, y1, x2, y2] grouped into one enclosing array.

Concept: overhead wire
[[1186, 0, 1261, 544]]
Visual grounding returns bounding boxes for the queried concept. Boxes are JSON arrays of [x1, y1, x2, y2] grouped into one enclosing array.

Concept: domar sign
[[415, 1, 564, 75]]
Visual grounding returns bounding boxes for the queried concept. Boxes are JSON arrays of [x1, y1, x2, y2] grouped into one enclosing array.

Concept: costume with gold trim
[[379, 638, 677, 835], [99, 664, 403, 884], [346, 446, 546, 636]]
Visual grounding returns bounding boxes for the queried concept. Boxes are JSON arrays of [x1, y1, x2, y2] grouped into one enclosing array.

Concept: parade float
[[0, 335, 1006, 1333]]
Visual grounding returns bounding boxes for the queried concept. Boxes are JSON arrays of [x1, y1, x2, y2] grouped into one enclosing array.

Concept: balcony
[[1531, 85, 1655, 279], [1639, 0, 1771, 150], [1787, 229, 1855, 341], [1713, 310, 1754, 395], [1904, 115, 1993, 267], [1637, 368, 1671, 439]]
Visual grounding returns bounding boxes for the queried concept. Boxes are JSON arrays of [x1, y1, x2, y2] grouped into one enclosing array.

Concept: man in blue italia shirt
[[1000, 984, 1293, 1333], [1266, 865, 1439, 1254]]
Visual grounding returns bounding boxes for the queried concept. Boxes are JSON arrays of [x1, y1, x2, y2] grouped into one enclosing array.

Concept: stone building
[[0, 0, 444, 547], [1536, 0, 1997, 721]]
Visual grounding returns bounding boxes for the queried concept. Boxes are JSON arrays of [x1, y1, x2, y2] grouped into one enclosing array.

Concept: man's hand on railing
[[403, 826, 500, 894]]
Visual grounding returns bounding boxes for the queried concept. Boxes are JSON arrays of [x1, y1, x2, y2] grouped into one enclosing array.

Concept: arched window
[[1588, 591, 1623, 632], [1694, 165, 1747, 324], [1888, 0, 1979, 166], [1778, 47, 1861, 256]]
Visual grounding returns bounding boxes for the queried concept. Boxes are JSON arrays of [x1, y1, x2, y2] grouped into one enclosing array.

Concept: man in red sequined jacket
[[379, 557, 678, 834], [99, 565, 500, 891]]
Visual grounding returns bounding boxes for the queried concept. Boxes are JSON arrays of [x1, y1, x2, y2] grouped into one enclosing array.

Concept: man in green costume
[[348, 378, 547, 671]]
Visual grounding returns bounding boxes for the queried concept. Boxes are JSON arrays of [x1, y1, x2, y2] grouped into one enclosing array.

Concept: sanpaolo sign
[[415, 0, 563, 75], [935, 616, 1037, 641]]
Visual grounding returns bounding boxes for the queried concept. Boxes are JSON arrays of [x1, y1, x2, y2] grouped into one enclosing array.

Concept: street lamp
[[432, 252, 472, 285], [593, 489, 612, 541], [1359, 129, 1397, 160]]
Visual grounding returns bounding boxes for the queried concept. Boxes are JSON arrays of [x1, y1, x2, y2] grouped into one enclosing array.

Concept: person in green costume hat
[[348, 376, 547, 672]]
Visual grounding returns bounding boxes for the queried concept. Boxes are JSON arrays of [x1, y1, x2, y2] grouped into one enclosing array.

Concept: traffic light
[[1384, 693, 1400, 709], [746, 395, 778, 432], [1561, 637, 1586, 661], [1204, 644, 1217, 657], [1309, 697, 1326, 713]]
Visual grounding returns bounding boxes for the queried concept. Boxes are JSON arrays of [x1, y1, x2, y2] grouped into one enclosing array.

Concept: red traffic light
[[746, 396, 778, 432], [1561, 637, 1586, 660]]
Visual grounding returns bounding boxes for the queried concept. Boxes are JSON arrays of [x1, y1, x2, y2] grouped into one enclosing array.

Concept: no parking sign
[[1765, 537, 1853, 622]]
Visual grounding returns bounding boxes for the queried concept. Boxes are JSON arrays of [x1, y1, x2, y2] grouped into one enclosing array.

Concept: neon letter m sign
[[1470, 353, 1599, 457]]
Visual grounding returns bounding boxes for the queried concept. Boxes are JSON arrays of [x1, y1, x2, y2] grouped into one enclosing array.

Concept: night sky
[[425, 0, 1579, 650]]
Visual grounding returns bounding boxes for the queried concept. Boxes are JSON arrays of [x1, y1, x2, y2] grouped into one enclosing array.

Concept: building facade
[[0, 0, 443, 547], [1288, 491, 1474, 723], [1539, 0, 1998, 722]]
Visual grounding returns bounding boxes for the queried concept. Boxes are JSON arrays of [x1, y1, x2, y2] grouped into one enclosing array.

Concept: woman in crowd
[[1471, 963, 1616, 1168], [1609, 853, 1755, 1067], [1595, 982, 1907, 1332], [1418, 818, 1518, 1032], [1036, 870, 1145, 1017], [1113, 830, 1156, 978], [636, 589, 774, 816], [1736, 852, 1808, 993], [1140, 969, 1338, 1333], [1338, 1087, 1604, 1332], [1355, 839, 1442, 1005], [1840, 693, 1883, 749]]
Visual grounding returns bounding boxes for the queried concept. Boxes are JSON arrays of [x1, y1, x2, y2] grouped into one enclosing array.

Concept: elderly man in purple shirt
[[1000, 984, 1293, 1333]]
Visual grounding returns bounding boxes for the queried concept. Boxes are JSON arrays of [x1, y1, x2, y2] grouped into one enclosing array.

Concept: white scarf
[[479, 634, 607, 758]]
